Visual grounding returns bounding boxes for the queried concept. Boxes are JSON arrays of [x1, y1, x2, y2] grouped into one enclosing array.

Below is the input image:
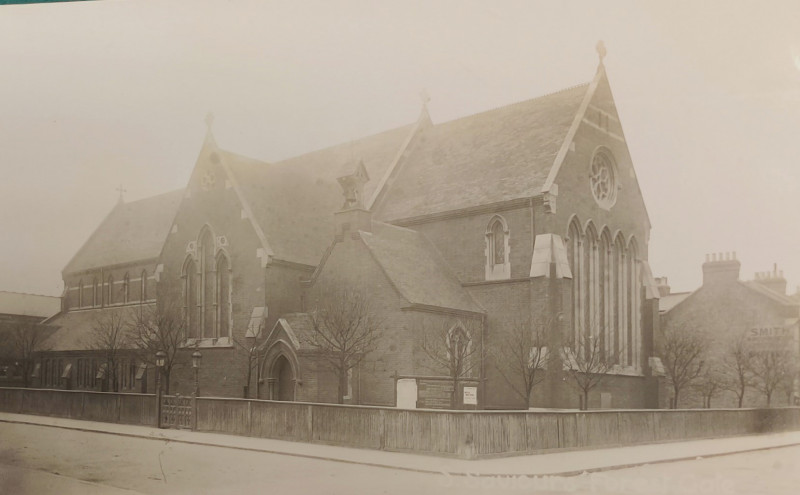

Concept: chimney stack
[[702, 251, 740, 285], [654, 276, 671, 297], [753, 263, 787, 295]]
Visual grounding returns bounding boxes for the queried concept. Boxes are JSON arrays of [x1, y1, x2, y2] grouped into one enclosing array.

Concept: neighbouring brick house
[[34, 51, 664, 409], [659, 255, 800, 408], [0, 291, 60, 386]]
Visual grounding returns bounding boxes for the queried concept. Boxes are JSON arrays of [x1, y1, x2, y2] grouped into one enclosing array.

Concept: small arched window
[[485, 216, 510, 280], [106, 275, 114, 305], [122, 272, 130, 303]]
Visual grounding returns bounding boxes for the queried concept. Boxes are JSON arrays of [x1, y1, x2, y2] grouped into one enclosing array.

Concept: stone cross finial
[[205, 112, 215, 131], [596, 40, 607, 64], [116, 184, 127, 203]]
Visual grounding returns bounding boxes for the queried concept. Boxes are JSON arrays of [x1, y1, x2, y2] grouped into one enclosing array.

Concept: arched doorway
[[270, 354, 295, 401]]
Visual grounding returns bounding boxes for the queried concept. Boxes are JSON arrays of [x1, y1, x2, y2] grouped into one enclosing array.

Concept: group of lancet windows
[[182, 227, 231, 340], [566, 217, 642, 370], [73, 270, 148, 309]]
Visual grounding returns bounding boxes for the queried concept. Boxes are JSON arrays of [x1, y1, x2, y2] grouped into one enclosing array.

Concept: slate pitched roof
[[274, 124, 416, 202], [269, 313, 317, 352], [741, 281, 800, 307], [221, 124, 416, 267], [63, 190, 184, 275], [41, 305, 147, 352], [376, 84, 589, 221], [658, 292, 692, 313], [0, 291, 60, 318], [360, 222, 483, 314]]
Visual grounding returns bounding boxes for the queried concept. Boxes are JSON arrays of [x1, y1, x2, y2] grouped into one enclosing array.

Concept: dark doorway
[[273, 355, 294, 401]]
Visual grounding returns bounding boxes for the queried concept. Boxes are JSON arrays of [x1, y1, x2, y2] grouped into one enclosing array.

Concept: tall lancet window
[[627, 238, 641, 369], [183, 258, 197, 338], [485, 215, 510, 280], [567, 217, 583, 349], [216, 253, 230, 339], [199, 229, 215, 339]]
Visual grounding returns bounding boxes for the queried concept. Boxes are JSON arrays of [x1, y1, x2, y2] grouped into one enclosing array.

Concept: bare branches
[[658, 319, 709, 408], [128, 304, 187, 394], [749, 351, 794, 407], [490, 316, 551, 408], [309, 287, 384, 403], [2, 321, 50, 387], [419, 317, 482, 408], [562, 329, 617, 409], [85, 311, 130, 392], [718, 331, 755, 408]]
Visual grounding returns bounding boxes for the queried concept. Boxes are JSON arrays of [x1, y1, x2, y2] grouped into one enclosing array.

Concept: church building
[[39, 48, 662, 409]]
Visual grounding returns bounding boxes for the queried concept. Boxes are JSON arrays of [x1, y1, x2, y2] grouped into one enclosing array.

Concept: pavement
[[2, 411, 800, 477]]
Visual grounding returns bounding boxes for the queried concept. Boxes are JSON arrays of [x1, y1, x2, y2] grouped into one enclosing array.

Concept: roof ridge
[[741, 280, 799, 306], [273, 122, 416, 165], [121, 188, 185, 206], [0, 290, 60, 298], [433, 81, 590, 127]]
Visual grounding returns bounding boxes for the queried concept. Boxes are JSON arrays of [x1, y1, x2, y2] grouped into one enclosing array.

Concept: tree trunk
[[673, 388, 680, 409], [766, 391, 772, 407], [338, 369, 347, 404], [582, 389, 589, 410]]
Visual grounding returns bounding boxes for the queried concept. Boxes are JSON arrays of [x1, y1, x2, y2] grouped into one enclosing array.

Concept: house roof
[[741, 281, 800, 307], [0, 291, 60, 318], [360, 222, 483, 314], [41, 305, 147, 352], [63, 190, 184, 275], [658, 292, 692, 313], [375, 83, 589, 221]]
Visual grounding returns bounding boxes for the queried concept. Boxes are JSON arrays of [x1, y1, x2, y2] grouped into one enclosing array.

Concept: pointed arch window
[[216, 252, 231, 339], [567, 218, 583, 350], [122, 272, 130, 303], [106, 275, 114, 305], [182, 257, 197, 338], [140, 270, 148, 302], [627, 239, 641, 369], [199, 229, 215, 339], [485, 215, 510, 280]]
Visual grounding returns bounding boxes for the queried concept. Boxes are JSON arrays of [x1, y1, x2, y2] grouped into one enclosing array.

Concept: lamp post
[[155, 350, 166, 428], [192, 350, 202, 397]]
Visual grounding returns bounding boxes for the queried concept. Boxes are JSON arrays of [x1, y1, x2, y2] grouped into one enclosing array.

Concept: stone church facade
[[38, 54, 662, 409]]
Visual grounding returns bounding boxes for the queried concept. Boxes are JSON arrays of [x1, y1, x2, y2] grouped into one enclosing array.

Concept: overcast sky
[[1, 0, 799, 297]]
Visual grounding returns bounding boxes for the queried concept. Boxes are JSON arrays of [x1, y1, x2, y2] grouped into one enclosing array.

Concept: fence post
[[379, 408, 386, 450], [192, 394, 197, 431], [247, 399, 252, 435]]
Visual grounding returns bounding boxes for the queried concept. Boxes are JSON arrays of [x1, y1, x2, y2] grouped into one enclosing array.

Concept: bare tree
[[692, 361, 725, 408], [309, 287, 384, 404], [562, 331, 616, 410], [658, 322, 708, 408], [490, 316, 551, 408], [719, 332, 754, 408], [2, 321, 50, 387], [232, 315, 268, 399], [420, 317, 483, 409], [749, 351, 794, 407], [86, 312, 130, 392], [128, 304, 187, 395]]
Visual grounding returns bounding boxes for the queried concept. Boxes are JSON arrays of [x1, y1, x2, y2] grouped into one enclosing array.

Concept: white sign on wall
[[463, 386, 478, 405]]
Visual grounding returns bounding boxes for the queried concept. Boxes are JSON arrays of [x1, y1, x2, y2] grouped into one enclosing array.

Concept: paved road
[[1, 421, 799, 494]]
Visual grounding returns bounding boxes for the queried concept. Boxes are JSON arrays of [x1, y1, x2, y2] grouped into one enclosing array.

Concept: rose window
[[589, 150, 617, 208]]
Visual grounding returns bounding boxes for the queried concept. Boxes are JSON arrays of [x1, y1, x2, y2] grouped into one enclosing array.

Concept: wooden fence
[[1, 387, 799, 459]]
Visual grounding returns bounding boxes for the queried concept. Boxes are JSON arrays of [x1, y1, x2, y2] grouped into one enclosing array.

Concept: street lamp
[[192, 350, 202, 397], [155, 350, 166, 428]]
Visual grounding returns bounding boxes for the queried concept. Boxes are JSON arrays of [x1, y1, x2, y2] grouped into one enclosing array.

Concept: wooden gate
[[160, 394, 194, 429]]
